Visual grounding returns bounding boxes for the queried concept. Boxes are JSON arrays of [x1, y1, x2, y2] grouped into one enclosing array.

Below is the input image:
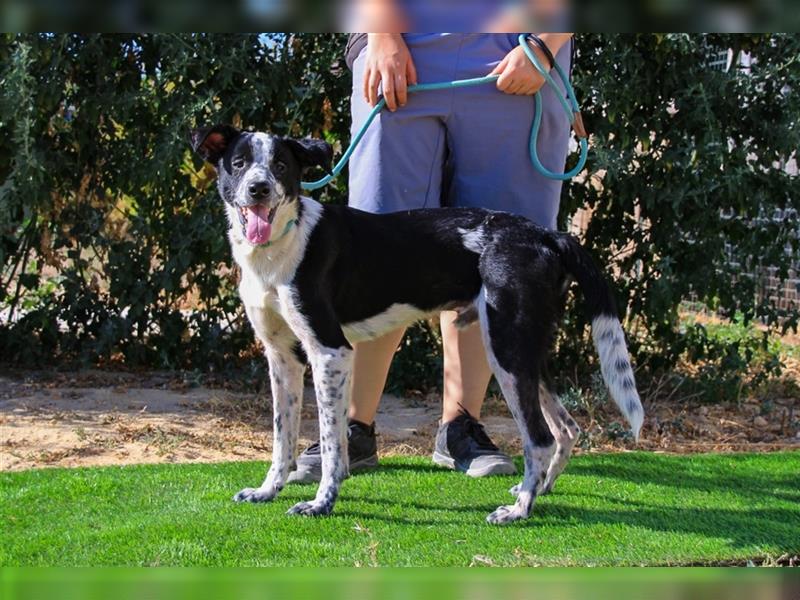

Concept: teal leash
[[518, 34, 589, 180], [301, 33, 588, 191]]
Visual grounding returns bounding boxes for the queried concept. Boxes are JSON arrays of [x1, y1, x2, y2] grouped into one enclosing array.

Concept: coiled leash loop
[[301, 33, 588, 191]]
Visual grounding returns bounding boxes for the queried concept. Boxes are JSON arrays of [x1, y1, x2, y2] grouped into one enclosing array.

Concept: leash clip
[[572, 111, 588, 140]]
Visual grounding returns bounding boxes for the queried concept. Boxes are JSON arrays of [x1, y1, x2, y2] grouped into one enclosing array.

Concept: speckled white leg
[[538, 385, 580, 495], [234, 308, 304, 503], [287, 345, 352, 516], [477, 290, 555, 525]]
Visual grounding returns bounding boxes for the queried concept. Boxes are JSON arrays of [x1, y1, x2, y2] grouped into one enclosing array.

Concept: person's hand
[[489, 43, 549, 96], [364, 33, 418, 112]]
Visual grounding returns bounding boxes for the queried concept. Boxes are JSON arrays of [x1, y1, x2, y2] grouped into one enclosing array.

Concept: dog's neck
[[228, 196, 323, 289]]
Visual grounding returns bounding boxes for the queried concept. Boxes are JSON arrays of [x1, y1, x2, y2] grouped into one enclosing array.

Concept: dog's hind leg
[[234, 308, 305, 503], [538, 385, 580, 495], [477, 288, 556, 525], [509, 385, 579, 498]]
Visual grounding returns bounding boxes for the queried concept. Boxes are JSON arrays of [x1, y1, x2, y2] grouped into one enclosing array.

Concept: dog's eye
[[232, 156, 246, 169], [274, 161, 287, 175]]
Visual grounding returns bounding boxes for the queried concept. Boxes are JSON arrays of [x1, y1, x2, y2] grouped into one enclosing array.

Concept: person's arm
[[489, 33, 573, 96], [363, 33, 418, 112]]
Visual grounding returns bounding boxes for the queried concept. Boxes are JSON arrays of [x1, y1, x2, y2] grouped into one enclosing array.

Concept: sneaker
[[286, 419, 379, 484], [432, 408, 517, 477]]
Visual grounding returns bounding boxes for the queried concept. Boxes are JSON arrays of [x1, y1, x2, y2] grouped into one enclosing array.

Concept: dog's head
[[190, 125, 332, 246]]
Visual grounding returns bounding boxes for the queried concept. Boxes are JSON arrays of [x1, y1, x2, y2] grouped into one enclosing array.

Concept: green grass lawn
[[2, 452, 799, 566]]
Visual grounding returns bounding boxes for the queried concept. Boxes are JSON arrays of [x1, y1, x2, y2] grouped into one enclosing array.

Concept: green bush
[[559, 34, 799, 374], [679, 313, 785, 402], [0, 33, 350, 370], [1, 34, 798, 399]]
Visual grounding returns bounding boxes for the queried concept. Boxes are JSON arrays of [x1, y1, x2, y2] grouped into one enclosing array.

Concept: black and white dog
[[190, 124, 644, 524]]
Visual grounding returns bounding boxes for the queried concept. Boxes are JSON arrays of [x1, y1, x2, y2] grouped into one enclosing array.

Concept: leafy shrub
[[0, 33, 350, 370], [385, 321, 443, 395], [0, 34, 797, 400], [679, 313, 785, 402], [556, 33, 799, 397]]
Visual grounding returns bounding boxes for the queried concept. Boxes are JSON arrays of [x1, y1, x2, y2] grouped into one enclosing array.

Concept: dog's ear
[[283, 137, 333, 173], [189, 125, 241, 164]]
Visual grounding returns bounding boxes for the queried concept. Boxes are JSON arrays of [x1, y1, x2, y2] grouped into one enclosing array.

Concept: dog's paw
[[509, 483, 522, 497], [233, 487, 278, 503], [286, 500, 333, 517], [486, 504, 529, 525]]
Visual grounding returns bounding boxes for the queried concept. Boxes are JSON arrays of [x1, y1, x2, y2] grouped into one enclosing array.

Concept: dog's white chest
[[238, 271, 280, 312]]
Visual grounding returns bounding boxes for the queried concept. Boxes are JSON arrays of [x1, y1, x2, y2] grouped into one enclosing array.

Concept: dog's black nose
[[248, 181, 270, 200]]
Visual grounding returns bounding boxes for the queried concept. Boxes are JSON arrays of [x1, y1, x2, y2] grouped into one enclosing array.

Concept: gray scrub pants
[[348, 33, 573, 230]]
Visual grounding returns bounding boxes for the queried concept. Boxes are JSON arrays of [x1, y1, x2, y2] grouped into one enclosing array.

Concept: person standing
[[289, 30, 575, 482]]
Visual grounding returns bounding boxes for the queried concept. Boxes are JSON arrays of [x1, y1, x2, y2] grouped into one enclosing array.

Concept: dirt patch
[[1, 370, 798, 471], [0, 370, 469, 471]]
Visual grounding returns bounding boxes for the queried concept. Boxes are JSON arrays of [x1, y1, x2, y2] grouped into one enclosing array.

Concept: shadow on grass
[[566, 453, 800, 503], [332, 497, 799, 554], [327, 453, 800, 553]]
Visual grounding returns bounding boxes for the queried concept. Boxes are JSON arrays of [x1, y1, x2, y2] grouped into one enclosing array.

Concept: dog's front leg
[[276, 286, 352, 517], [286, 344, 352, 516], [234, 307, 304, 503]]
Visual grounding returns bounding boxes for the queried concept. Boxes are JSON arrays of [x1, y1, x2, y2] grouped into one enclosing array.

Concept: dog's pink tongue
[[245, 205, 272, 245]]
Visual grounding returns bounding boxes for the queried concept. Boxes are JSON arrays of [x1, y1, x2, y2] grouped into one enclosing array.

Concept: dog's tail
[[550, 233, 644, 440]]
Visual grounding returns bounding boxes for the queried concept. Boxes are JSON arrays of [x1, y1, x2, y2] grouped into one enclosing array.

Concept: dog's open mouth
[[237, 205, 277, 246]]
